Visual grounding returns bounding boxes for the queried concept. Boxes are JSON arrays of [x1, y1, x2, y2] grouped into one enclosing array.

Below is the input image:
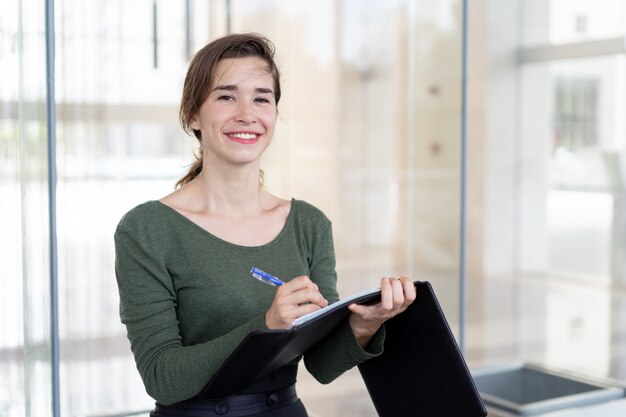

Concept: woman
[[114, 33, 415, 416]]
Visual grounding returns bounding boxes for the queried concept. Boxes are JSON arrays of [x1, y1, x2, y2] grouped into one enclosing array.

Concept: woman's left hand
[[348, 276, 416, 348]]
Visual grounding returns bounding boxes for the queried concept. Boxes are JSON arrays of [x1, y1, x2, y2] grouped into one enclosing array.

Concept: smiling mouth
[[226, 132, 261, 144]]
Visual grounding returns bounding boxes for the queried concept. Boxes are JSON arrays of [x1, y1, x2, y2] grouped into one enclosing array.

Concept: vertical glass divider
[[185, 0, 192, 59], [407, 0, 417, 280], [226, 0, 232, 34], [459, 0, 469, 354], [44, 0, 60, 415], [152, 1, 159, 68]]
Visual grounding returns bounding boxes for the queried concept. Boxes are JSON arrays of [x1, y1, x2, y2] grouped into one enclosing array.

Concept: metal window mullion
[[226, 0, 232, 34], [44, 0, 60, 416], [185, 0, 192, 59], [459, 0, 469, 354], [152, 1, 158, 68]]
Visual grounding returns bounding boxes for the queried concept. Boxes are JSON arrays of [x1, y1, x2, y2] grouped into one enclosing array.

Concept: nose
[[234, 101, 256, 124]]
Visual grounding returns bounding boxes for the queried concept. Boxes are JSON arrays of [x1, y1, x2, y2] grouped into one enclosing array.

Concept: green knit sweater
[[114, 199, 384, 405]]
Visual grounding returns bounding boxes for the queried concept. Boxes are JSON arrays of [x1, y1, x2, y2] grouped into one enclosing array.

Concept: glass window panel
[[468, 0, 626, 389], [54, 0, 208, 415], [519, 56, 624, 283], [1, 0, 52, 416], [515, 55, 626, 381], [230, 0, 464, 414], [41, 0, 465, 415]]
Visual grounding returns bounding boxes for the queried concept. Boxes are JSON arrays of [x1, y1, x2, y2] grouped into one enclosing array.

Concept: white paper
[[289, 286, 381, 328]]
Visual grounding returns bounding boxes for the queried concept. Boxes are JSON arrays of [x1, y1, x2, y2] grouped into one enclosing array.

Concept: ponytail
[[175, 149, 203, 189]]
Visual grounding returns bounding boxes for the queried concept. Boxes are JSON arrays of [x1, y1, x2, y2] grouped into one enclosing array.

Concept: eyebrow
[[212, 85, 275, 96]]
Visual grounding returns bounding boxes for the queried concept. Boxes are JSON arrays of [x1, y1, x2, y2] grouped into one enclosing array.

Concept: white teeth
[[230, 133, 258, 139]]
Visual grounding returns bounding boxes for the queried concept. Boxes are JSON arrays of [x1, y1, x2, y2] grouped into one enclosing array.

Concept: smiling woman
[[113, 32, 415, 416]]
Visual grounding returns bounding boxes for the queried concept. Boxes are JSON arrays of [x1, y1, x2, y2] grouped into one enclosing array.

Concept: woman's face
[[190, 56, 278, 168]]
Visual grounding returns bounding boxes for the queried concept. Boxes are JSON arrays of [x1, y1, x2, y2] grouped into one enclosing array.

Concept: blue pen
[[250, 267, 285, 287]]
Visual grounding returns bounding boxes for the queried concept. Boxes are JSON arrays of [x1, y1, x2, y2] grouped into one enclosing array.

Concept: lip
[[224, 131, 263, 145]]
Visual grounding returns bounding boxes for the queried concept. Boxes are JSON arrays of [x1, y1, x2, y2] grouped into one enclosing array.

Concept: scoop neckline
[[152, 198, 297, 250]]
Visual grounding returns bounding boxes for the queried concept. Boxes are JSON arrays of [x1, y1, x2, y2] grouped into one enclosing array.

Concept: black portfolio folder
[[199, 285, 382, 399], [199, 281, 486, 417], [358, 282, 487, 417]]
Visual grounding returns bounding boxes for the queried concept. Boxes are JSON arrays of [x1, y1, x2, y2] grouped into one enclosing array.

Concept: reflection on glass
[[511, 3, 626, 388], [523, 0, 626, 45], [519, 56, 624, 283], [550, 0, 626, 43]]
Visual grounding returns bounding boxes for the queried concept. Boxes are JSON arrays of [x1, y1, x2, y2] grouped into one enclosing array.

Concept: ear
[[189, 114, 201, 131]]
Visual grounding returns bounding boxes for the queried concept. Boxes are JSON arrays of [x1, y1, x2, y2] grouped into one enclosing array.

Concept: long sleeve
[[115, 212, 267, 405]]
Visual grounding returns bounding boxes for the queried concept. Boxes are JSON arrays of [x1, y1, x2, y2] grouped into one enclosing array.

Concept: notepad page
[[289, 286, 381, 328]]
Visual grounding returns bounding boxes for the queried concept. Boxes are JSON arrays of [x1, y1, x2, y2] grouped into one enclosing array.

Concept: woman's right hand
[[265, 275, 328, 329]]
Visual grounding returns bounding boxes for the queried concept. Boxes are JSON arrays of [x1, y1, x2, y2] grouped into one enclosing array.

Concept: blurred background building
[[2, 0, 626, 416]]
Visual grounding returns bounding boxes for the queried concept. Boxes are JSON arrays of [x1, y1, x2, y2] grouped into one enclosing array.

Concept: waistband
[[236, 365, 298, 395], [152, 385, 299, 417]]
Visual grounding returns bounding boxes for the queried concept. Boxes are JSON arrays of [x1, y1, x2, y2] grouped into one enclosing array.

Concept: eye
[[217, 95, 235, 101], [255, 97, 271, 104]]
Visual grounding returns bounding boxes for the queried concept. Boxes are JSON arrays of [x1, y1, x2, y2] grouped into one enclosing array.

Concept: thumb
[[348, 303, 368, 315]]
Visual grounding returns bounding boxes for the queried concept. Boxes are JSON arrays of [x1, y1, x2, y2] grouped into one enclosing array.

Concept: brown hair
[[176, 33, 281, 188]]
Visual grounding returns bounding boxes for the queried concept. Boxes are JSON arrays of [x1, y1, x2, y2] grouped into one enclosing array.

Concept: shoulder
[[289, 200, 335, 257], [291, 199, 332, 230], [115, 200, 169, 237]]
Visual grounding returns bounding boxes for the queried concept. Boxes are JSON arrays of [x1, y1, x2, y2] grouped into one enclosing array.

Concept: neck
[[195, 161, 265, 216]]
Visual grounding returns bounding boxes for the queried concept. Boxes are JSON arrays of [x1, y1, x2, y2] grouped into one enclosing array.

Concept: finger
[[278, 276, 319, 299], [400, 276, 416, 307], [390, 277, 405, 308], [349, 303, 385, 323], [269, 299, 321, 326], [283, 275, 315, 290], [289, 287, 328, 308], [295, 302, 323, 318], [348, 303, 369, 317], [379, 277, 393, 312]]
